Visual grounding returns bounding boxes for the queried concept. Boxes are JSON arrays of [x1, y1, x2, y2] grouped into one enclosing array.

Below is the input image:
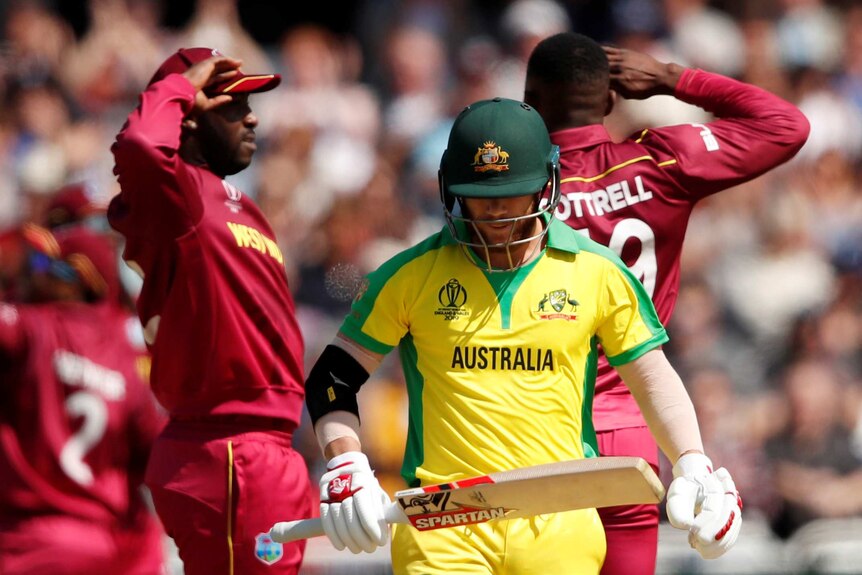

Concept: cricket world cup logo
[[435, 278, 469, 321], [223, 180, 243, 213]]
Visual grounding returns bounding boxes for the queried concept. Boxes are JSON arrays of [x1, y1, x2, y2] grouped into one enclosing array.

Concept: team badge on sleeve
[[254, 532, 284, 565]]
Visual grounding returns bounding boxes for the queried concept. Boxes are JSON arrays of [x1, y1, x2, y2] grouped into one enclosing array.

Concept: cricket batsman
[[301, 97, 742, 573]]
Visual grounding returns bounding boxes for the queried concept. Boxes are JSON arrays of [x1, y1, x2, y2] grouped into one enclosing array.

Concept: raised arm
[[109, 56, 243, 239], [606, 46, 810, 196]]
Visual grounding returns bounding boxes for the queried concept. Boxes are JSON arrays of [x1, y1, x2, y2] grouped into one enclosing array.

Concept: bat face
[[393, 457, 665, 532], [268, 456, 665, 544], [395, 482, 509, 531]]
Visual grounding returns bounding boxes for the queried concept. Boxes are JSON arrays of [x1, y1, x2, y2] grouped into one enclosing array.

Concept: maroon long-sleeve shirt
[[109, 74, 305, 423], [550, 68, 810, 431]]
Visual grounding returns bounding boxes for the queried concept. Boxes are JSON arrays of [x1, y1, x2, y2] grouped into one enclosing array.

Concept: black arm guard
[[305, 344, 371, 426]]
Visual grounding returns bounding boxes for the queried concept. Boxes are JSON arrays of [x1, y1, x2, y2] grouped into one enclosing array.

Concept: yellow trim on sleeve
[[558, 154, 678, 185], [560, 155, 653, 183]]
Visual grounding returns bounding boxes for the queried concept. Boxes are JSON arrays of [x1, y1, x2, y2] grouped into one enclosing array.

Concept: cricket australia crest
[[536, 289, 579, 321], [472, 141, 510, 173]]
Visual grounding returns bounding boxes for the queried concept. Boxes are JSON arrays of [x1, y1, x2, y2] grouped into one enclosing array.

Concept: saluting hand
[[603, 46, 684, 100], [182, 56, 243, 114]]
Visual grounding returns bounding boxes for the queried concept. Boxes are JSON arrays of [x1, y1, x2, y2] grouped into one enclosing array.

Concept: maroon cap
[[44, 183, 105, 229], [54, 226, 120, 302], [148, 47, 281, 94]]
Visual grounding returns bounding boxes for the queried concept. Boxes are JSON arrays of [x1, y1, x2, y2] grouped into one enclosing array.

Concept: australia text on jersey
[[451, 346, 555, 371]]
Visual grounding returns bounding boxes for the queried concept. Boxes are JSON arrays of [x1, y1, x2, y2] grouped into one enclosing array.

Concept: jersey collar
[[544, 214, 581, 254], [549, 124, 613, 152]]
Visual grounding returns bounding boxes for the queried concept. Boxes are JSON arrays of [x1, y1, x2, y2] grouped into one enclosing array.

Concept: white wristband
[[314, 411, 361, 455]]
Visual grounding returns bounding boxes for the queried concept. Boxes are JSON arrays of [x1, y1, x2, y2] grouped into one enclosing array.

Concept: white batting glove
[[319, 451, 390, 553], [666, 453, 743, 560]]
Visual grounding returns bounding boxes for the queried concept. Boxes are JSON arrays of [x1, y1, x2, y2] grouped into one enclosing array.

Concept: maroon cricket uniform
[[109, 74, 305, 420], [109, 74, 312, 575], [0, 301, 164, 575], [550, 68, 809, 574]]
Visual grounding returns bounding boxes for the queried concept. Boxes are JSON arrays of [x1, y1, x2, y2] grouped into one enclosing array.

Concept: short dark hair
[[526, 32, 608, 88]]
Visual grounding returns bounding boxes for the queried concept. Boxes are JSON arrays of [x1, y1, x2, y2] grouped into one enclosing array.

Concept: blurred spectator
[[60, 0, 166, 115], [7, 79, 72, 217], [685, 366, 778, 516], [665, 0, 746, 77], [262, 24, 379, 143], [491, 0, 571, 99], [765, 359, 862, 539], [293, 194, 376, 319], [710, 189, 836, 365], [379, 22, 448, 164], [178, 0, 270, 74], [666, 278, 766, 395], [255, 25, 381, 277], [794, 67, 862, 163], [836, 5, 862, 113], [794, 148, 862, 257], [2, 1, 74, 86], [739, 16, 792, 97], [775, 0, 844, 72]]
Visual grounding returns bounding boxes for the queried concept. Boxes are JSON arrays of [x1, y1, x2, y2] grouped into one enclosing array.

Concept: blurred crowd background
[[1, 0, 862, 573]]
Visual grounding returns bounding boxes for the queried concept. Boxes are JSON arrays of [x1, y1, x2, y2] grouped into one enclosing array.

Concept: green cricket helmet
[[438, 97, 561, 271]]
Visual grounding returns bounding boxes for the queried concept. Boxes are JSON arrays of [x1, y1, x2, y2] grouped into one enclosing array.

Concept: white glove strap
[[327, 450, 369, 470], [673, 452, 713, 478]]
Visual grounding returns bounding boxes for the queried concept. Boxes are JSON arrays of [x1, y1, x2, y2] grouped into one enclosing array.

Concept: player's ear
[[182, 118, 199, 132], [605, 90, 616, 117]]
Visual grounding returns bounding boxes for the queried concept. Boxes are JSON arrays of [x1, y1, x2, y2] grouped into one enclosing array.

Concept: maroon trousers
[[146, 418, 314, 575]]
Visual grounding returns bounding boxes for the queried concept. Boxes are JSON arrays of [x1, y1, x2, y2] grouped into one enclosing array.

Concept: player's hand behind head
[[182, 56, 242, 113], [603, 46, 683, 101]]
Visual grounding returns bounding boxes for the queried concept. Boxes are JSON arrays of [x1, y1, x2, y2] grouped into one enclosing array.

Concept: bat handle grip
[[269, 502, 407, 543], [269, 517, 324, 543]]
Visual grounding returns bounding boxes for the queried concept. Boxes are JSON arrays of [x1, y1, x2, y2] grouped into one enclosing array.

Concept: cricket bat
[[270, 456, 664, 543]]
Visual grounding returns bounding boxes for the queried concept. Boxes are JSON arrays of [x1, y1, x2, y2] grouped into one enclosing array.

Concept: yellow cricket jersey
[[341, 216, 667, 489]]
